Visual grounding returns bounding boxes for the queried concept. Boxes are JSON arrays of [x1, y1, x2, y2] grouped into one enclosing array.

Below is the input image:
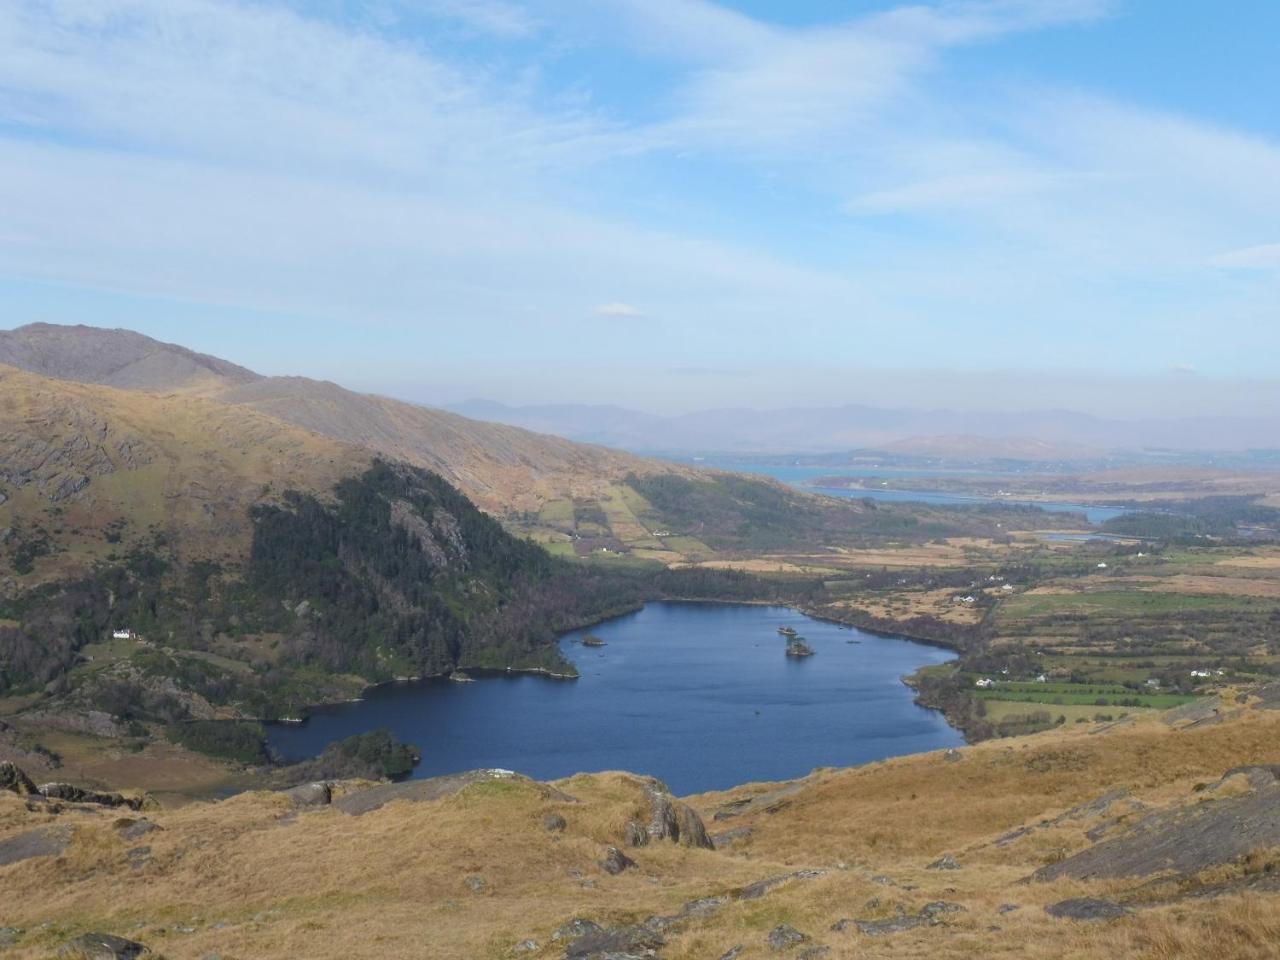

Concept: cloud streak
[[594, 302, 644, 318]]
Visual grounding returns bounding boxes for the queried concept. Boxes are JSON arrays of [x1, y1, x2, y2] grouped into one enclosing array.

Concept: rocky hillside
[[0, 323, 675, 520], [4, 687, 1280, 959], [0, 366, 689, 734], [0, 323, 259, 397], [0, 363, 368, 575]]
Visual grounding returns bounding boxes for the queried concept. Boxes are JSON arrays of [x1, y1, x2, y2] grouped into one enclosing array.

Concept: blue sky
[[1, 0, 1278, 415]]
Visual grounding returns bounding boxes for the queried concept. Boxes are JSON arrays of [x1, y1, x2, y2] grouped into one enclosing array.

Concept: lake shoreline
[[266, 601, 963, 794], [263, 596, 966, 732]]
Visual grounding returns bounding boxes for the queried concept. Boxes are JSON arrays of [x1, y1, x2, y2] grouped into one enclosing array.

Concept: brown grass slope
[[5, 693, 1280, 959], [0, 364, 369, 577], [0, 323, 678, 519], [216, 375, 667, 517]]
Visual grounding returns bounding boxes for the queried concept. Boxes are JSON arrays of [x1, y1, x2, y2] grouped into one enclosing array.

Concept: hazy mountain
[[0, 324, 676, 518], [448, 399, 1280, 457]]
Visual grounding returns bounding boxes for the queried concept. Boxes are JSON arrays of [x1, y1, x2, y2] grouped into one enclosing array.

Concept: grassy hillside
[[5, 688, 1280, 959], [0, 363, 368, 575], [0, 324, 1088, 561], [0, 367, 826, 770], [0, 452, 659, 726], [0, 324, 685, 532]]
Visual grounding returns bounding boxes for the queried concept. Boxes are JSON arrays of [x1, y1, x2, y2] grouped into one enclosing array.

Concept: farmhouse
[[974, 678, 994, 689], [111, 629, 135, 640]]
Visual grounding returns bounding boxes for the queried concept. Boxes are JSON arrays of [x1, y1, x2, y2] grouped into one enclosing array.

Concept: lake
[[267, 602, 961, 795]]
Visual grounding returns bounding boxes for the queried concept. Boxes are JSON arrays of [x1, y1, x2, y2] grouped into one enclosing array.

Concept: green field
[[979, 699, 1151, 724], [661, 535, 716, 561], [999, 589, 1259, 620], [973, 680, 1195, 710], [536, 498, 575, 529]]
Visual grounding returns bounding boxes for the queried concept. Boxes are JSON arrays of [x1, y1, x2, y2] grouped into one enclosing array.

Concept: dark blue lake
[[266, 602, 961, 795]]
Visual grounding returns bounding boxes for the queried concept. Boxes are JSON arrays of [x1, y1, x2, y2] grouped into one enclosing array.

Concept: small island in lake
[[785, 637, 815, 658], [778, 625, 798, 637], [581, 634, 607, 647], [450, 671, 476, 683]]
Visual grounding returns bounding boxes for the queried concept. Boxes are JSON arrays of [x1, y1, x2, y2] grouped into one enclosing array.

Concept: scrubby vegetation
[[624, 472, 1067, 552], [0, 461, 831, 747], [1102, 496, 1280, 541], [281, 729, 421, 782], [168, 720, 270, 765]]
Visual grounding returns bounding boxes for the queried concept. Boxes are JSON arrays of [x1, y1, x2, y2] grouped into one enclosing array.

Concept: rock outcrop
[[838, 901, 966, 937], [766, 924, 809, 949], [1044, 898, 1129, 922], [0, 826, 72, 867], [600, 846, 636, 875], [623, 777, 713, 850], [56, 932, 150, 958], [1033, 777, 1280, 884], [38, 782, 144, 811], [283, 781, 332, 808], [0, 761, 38, 796]]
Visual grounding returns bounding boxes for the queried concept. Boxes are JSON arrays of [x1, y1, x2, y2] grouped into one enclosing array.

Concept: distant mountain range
[[446, 399, 1280, 458]]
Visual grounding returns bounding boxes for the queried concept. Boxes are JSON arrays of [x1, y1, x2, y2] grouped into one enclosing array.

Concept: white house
[[1190, 669, 1212, 679], [1097, 562, 1108, 569], [111, 629, 134, 640], [1035, 674, 1048, 683], [1001, 583, 1015, 592], [974, 678, 994, 689]]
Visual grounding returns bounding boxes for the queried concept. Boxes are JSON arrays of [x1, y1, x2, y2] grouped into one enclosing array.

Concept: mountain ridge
[[0, 324, 680, 520], [446, 398, 1280, 456], [0, 323, 260, 396]]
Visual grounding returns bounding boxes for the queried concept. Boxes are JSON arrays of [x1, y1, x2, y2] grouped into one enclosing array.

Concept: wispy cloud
[[594, 302, 644, 318], [0, 0, 1276, 399], [604, 0, 1113, 149], [1210, 243, 1280, 271], [417, 0, 540, 38]]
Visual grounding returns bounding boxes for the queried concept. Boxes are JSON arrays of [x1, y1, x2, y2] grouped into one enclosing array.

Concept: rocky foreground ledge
[[4, 687, 1280, 958]]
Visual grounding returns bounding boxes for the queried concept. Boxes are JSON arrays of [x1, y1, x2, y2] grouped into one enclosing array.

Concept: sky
[[1, 0, 1279, 416]]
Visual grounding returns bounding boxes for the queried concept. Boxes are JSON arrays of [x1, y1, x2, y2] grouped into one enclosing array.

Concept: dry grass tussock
[[3, 708, 1280, 958]]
